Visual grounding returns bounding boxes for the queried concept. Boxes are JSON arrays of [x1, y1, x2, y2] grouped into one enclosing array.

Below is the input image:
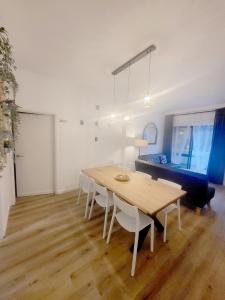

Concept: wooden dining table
[[83, 165, 187, 251]]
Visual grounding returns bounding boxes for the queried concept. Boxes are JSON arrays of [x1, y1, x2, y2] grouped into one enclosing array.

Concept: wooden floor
[[0, 187, 225, 300]]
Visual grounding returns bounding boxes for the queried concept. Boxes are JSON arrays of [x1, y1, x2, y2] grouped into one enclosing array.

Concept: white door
[[15, 113, 54, 196]]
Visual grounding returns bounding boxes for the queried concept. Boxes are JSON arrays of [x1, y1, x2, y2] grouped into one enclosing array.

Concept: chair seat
[[162, 203, 177, 214], [95, 194, 114, 208], [116, 210, 153, 233]]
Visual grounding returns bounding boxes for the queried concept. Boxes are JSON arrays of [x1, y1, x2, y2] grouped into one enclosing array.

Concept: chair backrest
[[135, 171, 152, 180], [79, 172, 94, 193], [113, 193, 138, 218], [94, 182, 108, 197], [158, 178, 182, 190]]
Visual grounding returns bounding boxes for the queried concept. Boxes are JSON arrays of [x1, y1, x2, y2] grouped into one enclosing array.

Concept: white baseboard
[[55, 187, 76, 195], [0, 205, 10, 240], [18, 188, 78, 197], [18, 190, 54, 197], [0, 230, 4, 240]]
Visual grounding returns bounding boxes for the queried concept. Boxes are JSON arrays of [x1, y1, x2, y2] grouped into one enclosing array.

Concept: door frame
[[15, 110, 57, 196]]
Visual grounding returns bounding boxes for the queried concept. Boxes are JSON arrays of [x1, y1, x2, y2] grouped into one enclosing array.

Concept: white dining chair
[[77, 172, 95, 218], [88, 182, 114, 239], [157, 178, 182, 242], [135, 170, 152, 180], [107, 193, 154, 277]]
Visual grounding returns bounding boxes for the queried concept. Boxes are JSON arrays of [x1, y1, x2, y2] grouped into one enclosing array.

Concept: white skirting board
[[0, 153, 16, 239], [55, 187, 76, 195], [18, 190, 54, 197]]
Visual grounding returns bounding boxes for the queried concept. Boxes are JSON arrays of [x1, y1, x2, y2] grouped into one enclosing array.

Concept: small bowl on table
[[114, 174, 130, 182]]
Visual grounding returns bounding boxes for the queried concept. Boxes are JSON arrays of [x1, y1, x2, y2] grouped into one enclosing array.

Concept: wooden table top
[[83, 165, 187, 215]]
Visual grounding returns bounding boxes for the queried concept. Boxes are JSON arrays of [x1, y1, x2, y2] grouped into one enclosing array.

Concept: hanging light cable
[[113, 75, 116, 103], [127, 65, 131, 102], [110, 75, 116, 119], [124, 65, 131, 121], [144, 50, 152, 107]]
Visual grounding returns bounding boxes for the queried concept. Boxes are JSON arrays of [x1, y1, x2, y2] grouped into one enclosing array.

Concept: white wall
[[14, 68, 165, 193], [15, 68, 127, 193], [122, 112, 164, 169], [0, 153, 15, 238]]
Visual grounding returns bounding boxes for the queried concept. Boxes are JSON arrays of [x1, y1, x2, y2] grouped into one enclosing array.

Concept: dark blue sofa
[[135, 159, 215, 210], [138, 153, 182, 169]]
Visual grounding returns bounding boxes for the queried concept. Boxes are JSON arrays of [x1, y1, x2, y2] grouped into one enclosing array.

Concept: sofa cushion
[[160, 154, 167, 164], [139, 153, 163, 164]]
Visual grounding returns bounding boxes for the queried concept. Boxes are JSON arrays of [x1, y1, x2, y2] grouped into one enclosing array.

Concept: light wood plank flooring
[[0, 186, 224, 300]]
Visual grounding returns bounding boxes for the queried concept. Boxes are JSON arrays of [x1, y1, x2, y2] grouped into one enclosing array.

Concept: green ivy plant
[[0, 27, 18, 98], [0, 26, 19, 169]]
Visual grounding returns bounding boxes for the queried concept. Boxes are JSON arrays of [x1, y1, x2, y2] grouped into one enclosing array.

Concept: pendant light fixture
[[110, 75, 117, 119], [144, 50, 152, 108], [111, 44, 156, 112], [124, 65, 131, 121]]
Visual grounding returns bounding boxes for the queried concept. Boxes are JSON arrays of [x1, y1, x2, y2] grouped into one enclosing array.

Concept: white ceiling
[[1, 0, 225, 113]]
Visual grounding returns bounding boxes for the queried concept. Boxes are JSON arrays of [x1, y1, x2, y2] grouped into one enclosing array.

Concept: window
[[172, 125, 213, 173], [171, 112, 215, 174]]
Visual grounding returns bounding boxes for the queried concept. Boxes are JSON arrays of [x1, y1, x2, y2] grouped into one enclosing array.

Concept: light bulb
[[124, 116, 130, 121], [110, 113, 116, 119], [144, 95, 151, 107]]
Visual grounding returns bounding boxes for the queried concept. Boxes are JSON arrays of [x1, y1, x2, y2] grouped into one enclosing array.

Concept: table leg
[[129, 216, 164, 253], [152, 216, 164, 232]]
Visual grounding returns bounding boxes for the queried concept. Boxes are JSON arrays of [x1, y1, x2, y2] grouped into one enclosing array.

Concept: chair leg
[[163, 213, 168, 243], [103, 206, 109, 239], [107, 208, 116, 244], [84, 192, 90, 218], [77, 189, 81, 204], [177, 199, 181, 230], [88, 193, 95, 220], [206, 201, 211, 208], [150, 222, 154, 252], [131, 231, 139, 277]]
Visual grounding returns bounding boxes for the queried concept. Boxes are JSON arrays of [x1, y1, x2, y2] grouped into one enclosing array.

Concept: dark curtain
[[163, 115, 173, 163], [208, 108, 225, 184]]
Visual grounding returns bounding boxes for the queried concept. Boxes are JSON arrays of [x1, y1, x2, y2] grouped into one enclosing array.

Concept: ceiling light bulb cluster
[[144, 95, 151, 107], [124, 116, 130, 121]]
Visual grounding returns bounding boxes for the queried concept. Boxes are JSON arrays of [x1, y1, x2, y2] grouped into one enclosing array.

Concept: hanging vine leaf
[[0, 26, 19, 170], [0, 27, 18, 98]]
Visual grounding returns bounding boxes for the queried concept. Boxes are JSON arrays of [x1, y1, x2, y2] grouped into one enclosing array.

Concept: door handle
[[16, 155, 24, 158]]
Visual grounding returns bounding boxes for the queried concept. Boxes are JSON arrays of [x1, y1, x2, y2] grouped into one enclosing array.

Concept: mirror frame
[[143, 122, 158, 145]]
